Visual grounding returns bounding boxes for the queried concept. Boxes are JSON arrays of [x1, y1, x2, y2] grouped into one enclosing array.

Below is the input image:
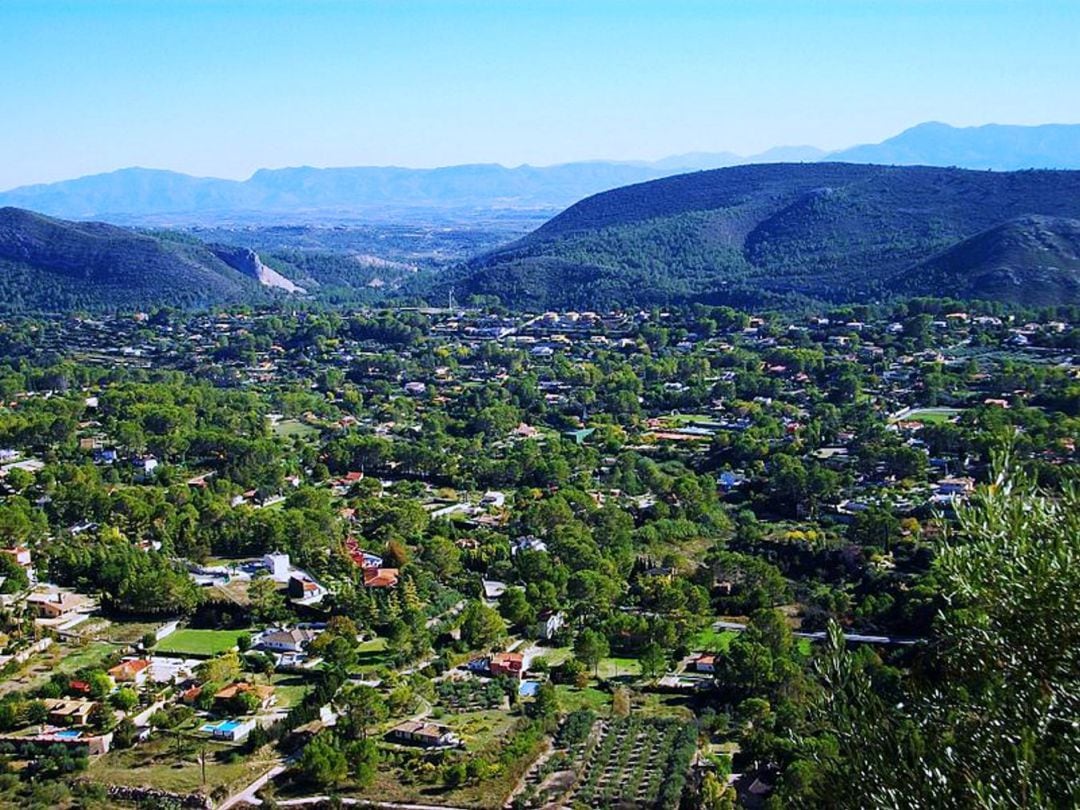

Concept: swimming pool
[[54, 729, 82, 740], [201, 719, 243, 733]]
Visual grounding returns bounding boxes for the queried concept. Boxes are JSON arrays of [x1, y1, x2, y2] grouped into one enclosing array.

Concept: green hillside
[[0, 207, 276, 312], [907, 215, 1080, 306], [444, 163, 1080, 308]]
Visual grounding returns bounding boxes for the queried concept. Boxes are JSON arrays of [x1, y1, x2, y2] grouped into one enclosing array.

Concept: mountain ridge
[[0, 207, 294, 312], [6, 122, 1077, 224], [445, 162, 1080, 309]]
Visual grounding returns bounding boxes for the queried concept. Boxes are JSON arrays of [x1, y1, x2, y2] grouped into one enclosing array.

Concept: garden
[[567, 716, 697, 809], [436, 677, 511, 712]]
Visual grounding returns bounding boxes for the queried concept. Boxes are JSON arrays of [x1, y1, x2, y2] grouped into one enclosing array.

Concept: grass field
[[269, 673, 313, 709], [89, 736, 277, 796], [555, 685, 612, 713], [154, 628, 249, 657], [691, 627, 738, 652], [895, 407, 962, 424], [440, 707, 517, 749], [350, 636, 391, 671], [270, 418, 321, 440], [661, 413, 716, 425], [691, 627, 812, 657], [595, 656, 641, 680]]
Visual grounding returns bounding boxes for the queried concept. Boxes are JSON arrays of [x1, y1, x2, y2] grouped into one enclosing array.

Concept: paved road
[[277, 799, 473, 809], [712, 620, 921, 646], [218, 760, 287, 809]]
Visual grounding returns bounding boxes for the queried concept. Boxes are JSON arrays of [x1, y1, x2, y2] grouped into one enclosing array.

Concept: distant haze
[[2, 123, 1079, 225]]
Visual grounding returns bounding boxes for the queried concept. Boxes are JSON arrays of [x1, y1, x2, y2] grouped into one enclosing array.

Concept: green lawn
[[269, 674, 312, 709], [595, 656, 641, 680], [555, 684, 612, 713], [349, 636, 391, 671], [154, 628, 249, 657], [691, 627, 811, 657], [896, 407, 962, 424], [661, 413, 715, 425], [691, 627, 738, 652], [270, 418, 321, 440]]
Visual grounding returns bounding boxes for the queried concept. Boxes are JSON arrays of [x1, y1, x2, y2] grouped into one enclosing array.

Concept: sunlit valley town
[[0, 294, 1074, 809], [1, 3, 1079, 809]]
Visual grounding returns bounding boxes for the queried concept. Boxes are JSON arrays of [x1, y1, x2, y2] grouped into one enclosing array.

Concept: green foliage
[[299, 732, 348, 787], [48, 531, 201, 616], [459, 600, 506, 651], [446, 164, 1080, 309], [785, 455, 1080, 808], [0, 208, 272, 313]]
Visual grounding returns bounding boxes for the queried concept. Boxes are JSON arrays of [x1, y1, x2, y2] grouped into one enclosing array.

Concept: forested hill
[[909, 215, 1080, 307], [446, 163, 1080, 309], [0, 207, 291, 312]]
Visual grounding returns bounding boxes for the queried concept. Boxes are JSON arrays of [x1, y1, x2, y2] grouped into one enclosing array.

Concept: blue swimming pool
[[201, 719, 243, 734], [54, 729, 82, 740]]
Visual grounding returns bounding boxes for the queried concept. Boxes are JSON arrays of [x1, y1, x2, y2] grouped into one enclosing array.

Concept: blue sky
[[1, 0, 1078, 189]]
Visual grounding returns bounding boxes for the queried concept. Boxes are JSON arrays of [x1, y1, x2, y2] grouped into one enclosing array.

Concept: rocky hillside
[[908, 215, 1080, 307], [0, 207, 298, 312]]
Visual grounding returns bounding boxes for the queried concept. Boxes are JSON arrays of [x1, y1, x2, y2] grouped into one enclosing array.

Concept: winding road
[[712, 619, 922, 646]]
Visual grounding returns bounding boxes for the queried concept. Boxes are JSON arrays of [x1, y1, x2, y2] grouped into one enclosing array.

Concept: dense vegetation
[[0, 299, 1074, 809], [446, 163, 1080, 309], [5, 163, 1080, 315], [0, 208, 272, 312]]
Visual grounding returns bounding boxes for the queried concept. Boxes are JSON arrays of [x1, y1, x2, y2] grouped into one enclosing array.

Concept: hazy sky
[[2, 0, 1078, 189]]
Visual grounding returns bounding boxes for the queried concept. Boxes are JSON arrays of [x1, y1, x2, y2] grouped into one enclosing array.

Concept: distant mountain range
[[2, 122, 1077, 224], [832, 122, 1080, 171], [3, 161, 1079, 312], [444, 163, 1080, 309]]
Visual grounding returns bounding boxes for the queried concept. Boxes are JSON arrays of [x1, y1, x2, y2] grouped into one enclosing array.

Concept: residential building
[[389, 720, 460, 747], [261, 627, 320, 653], [213, 682, 276, 712], [534, 610, 565, 641], [362, 567, 399, 588], [288, 575, 326, 602], [511, 535, 548, 556], [263, 552, 291, 581], [26, 590, 92, 620], [44, 698, 97, 726], [490, 651, 525, 679], [107, 658, 151, 686], [693, 654, 717, 674]]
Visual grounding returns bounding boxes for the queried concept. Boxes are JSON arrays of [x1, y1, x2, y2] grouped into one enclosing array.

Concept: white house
[[132, 456, 159, 477], [482, 579, 507, 600], [511, 535, 548, 556], [260, 627, 321, 653], [534, 610, 566, 641], [263, 552, 291, 582]]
